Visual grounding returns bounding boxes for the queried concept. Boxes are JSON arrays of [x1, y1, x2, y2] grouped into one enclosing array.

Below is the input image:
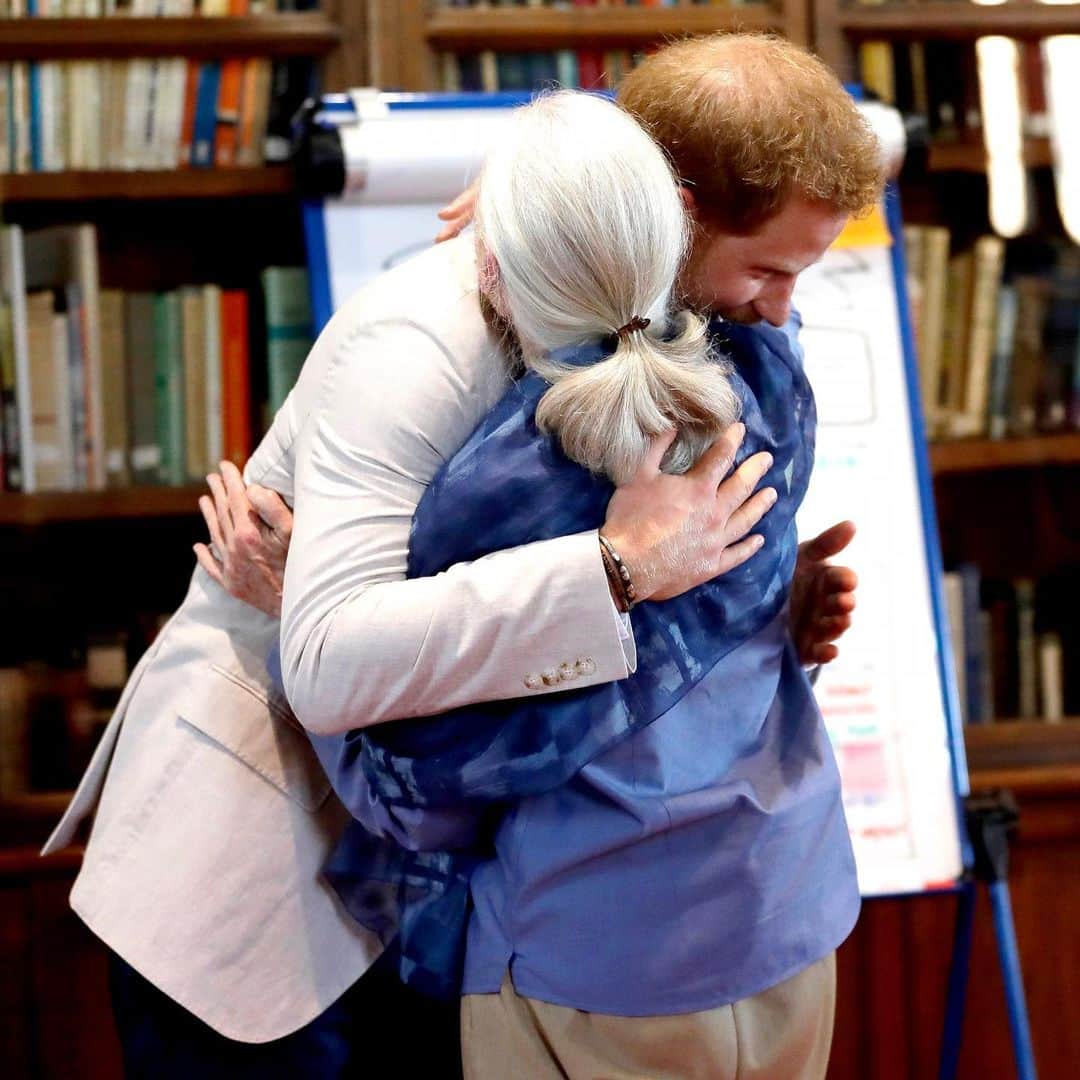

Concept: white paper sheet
[[795, 244, 964, 896]]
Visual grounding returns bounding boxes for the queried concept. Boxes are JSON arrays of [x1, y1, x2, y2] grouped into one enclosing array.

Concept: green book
[[262, 266, 313, 415], [152, 290, 185, 487], [125, 292, 158, 486]]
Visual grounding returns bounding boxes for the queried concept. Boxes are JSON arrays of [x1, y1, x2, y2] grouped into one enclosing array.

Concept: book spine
[[203, 283, 223, 468], [191, 61, 222, 169], [221, 289, 250, 467], [152, 291, 185, 486]]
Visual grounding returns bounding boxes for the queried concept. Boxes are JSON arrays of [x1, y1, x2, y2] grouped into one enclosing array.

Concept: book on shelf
[[903, 227, 1080, 441], [435, 0, 658, 93], [0, 222, 314, 492], [0, 0, 313, 175], [262, 265, 313, 415], [943, 566, 1075, 725], [860, 36, 1060, 151]]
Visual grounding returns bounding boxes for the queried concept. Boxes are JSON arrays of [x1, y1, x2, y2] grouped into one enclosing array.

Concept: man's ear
[[679, 185, 697, 217]]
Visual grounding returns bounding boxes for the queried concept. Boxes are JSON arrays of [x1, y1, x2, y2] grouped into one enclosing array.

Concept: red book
[[220, 290, 251, 468], [577, 51, 606, 91], [573, 0, 605, 91], [178, 60, 201, 168]]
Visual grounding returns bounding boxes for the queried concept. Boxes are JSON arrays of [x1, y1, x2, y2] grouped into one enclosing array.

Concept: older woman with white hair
[[295, 90, 859, 1079]]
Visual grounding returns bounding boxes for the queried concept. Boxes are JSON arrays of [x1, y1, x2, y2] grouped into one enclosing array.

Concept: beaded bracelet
[[598, 533, 637, 612]]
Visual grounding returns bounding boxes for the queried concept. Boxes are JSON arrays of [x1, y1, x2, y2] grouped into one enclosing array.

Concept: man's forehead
[[739, 207, 846, 269]]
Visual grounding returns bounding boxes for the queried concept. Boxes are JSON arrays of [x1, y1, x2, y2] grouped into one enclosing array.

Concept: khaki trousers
[[460, 953, 836, 1080]]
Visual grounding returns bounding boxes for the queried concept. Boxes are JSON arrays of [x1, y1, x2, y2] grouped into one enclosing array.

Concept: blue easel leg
[[939, 881, 976, 1080], [989, 880, 1038, 1080]]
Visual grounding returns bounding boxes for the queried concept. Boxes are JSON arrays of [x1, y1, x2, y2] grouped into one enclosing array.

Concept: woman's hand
[[194, 461, 292, 619], [435, 180, 480, 243], [789, 520, 858, 666]]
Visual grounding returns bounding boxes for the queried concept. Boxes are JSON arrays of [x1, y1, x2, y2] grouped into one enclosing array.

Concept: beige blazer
[[43, 237, 633, 1043]]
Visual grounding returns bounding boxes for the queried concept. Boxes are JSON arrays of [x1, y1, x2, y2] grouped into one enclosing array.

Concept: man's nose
[[754, 280, 795, 327]]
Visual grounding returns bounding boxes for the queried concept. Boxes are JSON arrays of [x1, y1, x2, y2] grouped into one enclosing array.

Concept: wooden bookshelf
[[369, 0, 809, 94], [927, 137, 1054, 175], [425, 4, 782, 51], [838, 2, 1080, 41], [929, 433, 1080, 476], [0, 167, 295, 203], [965, 720, 1080, 774], [815, 0, 1080, 79], [0, 487, 205, 526], [0, 14, 341, 61]]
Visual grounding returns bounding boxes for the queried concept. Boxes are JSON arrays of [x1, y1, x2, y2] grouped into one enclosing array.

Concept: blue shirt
[[303, 311, 860, 1013], [309, 606, 859, 1015]]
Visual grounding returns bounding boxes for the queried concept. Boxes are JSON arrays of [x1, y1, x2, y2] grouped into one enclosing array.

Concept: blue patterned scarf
[[324, 317, 816, 997]]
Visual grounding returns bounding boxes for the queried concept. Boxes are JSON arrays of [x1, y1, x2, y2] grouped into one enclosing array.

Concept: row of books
[[0, 0, 281, 14], [444, 47, 639, 93], [436, 0, 752, 92], [943, 566, 1075, 726], [0, 222, 314, 493], [904, 228, 1080, 440], [435, 1, 745, 8], [860, 38, 1055, 144], [0, 0, 317, 173]]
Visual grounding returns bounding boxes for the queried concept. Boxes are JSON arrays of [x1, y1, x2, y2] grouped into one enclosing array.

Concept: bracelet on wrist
[[598, 533, 637, 612]]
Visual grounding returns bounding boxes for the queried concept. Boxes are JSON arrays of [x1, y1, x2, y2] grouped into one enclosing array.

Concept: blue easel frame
[[886, 186, 1037, 1080], [298, 92, 1037, 1079]]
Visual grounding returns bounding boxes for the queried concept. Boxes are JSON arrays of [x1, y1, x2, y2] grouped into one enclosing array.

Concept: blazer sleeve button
[[541, 668, 560, 687], [524, 673, 544, 690], [575, 657, 597, 677]]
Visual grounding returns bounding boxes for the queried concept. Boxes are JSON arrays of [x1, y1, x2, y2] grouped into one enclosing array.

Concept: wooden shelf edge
[[840, 3, 1080, 40], [0, 166, 296, 203], [0, 486, 206, 525], [969, 762, 1080, 798], [425, 6, 780, 50], [0, 14, 342, 61], [965, 720, 1080, 773], [929, 433, 1080, 475], [926, 137, 1053, 175], [0, 844, 83, 877]]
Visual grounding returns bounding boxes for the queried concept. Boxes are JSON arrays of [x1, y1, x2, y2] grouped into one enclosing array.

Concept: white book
[[40, 61, 66, 172], [82, 61, 104, 171], [943, 572, 967, 723], [0, 226, 34, 492], [64, 61, 84, 170], [156, 58, 187, 169], [123, 57, 150, 170], [22, 224, 105, 488], [10, 62, 31, 174], [75, 225, 105, 488], [1038, 632, 1064, 723], [0, 65, 10, 175], [203, 283, 223, 469], [52, 310, 76, 490]]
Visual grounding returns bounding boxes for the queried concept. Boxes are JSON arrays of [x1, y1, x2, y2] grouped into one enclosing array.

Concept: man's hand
[[602, 424, 777, 603], [193, 461, 292, 619], [435, 180, 479, 243], [790, 520, 858, 666]]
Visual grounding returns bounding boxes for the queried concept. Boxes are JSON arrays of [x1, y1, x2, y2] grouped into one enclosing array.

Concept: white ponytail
[[475, 90, 740, 485]]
